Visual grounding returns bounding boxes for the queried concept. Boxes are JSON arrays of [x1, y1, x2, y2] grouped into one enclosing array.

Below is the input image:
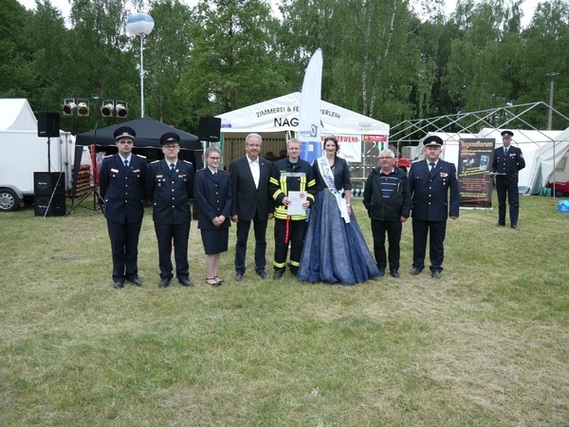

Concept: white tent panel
[[0, 98, 37, 131], [217, 92, 390, 138], [526, 127, 569, 194]]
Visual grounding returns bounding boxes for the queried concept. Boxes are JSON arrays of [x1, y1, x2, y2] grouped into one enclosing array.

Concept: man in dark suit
[[146, 132, 195, 288], [490, 130, 525, 230], [229, 133, 274, 281], [99, 126, 147, 289], [408, 135, 459, 279]]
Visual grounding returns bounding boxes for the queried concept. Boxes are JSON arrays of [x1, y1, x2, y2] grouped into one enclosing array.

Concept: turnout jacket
[[269, 158, 317, 221], [145, 159, 195, 224], [363, 166, 411, 221]]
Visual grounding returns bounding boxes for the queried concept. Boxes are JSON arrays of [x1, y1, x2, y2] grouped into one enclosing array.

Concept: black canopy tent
[[70, 117, 203, 211]]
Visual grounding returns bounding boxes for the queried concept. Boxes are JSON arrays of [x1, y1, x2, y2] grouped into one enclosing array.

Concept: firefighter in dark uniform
[[408, 135, 459, 279], [490, 130, 525, 229], [269, 138, 317, 279], [145, 132, 195, 288], [99, 126, 147, 289]]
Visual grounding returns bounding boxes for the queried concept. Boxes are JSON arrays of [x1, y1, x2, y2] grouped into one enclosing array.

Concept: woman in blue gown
[[298, 136, 380, 285]]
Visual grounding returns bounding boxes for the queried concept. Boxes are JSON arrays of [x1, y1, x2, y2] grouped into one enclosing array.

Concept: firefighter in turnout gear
[[269, 138, 317, 279]]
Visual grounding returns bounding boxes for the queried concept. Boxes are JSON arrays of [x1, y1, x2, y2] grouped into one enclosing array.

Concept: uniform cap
[[160, 132, 180, 145], [424, 135, 443, 146], [113, 126, 136, 140], [501, 130, 514, 138]]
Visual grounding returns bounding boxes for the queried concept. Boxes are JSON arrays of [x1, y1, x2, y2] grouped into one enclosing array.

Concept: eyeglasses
[[208, 157, 221, 160], [378, 157, 394, 160]]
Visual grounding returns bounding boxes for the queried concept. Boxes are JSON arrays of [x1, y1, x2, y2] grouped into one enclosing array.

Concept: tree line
[[1, 0, 567, 136]]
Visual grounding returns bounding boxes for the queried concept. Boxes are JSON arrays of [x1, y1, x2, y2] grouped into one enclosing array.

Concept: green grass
[[1, 193, 568, 426]]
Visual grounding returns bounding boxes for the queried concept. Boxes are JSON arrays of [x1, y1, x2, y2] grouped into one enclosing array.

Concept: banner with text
[[458, 138, 495, 208]]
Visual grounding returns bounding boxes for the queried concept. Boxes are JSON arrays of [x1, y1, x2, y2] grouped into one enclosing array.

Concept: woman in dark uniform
[[194, 146, 232, 285]]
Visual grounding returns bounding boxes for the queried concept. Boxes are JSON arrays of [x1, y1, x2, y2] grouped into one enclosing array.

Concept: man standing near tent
[[408, 135, 459, 279], [491, 130, 526, 230], [146, 132, 195, 288], [269, 138, 317, 279], [99, 126, 147, 289], [230, 133, 274, 282]]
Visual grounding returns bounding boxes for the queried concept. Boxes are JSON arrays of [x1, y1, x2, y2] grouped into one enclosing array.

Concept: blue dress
[[298, 157, 380, 285]]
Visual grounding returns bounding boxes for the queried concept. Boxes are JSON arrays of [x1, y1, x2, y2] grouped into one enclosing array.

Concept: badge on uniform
[[111, 168, 119, 173]]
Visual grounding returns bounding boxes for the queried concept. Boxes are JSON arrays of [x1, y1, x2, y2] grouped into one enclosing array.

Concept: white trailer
[[0, 130, 74, 211]]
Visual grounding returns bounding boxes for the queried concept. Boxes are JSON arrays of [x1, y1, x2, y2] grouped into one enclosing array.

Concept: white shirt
[[247, 155, 260, 189]]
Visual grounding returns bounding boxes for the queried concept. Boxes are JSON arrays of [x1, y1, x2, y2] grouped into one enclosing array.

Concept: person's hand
[[268, 213, 274, 220], [400, 216, 408, 223], [450, 216, 458, 220], [283, 197, 290, 206], [231, 214, 238, 223]]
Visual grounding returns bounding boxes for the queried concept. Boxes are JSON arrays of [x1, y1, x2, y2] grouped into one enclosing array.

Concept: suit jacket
[[99, 153, 147, 224], [408, 159, 459, 221], [229, 155, 273, 220], [491, 145, 525, 179], [194, 168, 232, 230], [146, 159, 195, 224]]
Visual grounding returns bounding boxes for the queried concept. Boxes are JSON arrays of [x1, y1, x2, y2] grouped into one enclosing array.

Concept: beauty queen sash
[[317, 156, 350, 223]]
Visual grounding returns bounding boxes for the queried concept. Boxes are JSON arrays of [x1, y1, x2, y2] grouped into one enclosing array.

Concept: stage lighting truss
[[77, 99, 90, 117], [62, 98, 77, 116], [115, 102, 128, 118]]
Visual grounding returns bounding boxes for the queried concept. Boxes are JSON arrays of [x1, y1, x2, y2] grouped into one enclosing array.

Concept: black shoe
[[273, 269, 285, 280], [235, 272, 244, 281], [377, 270, 385, 278], [410, 267, 422, 275], [431, 270, 442, 279], [256, 271, 269, 279], [390, 270, 400, 278], [496, 222, 505, 227], [511, 224, 519, 230], [113, 281, 124, 289], [158, 278, 170, 288], [178, 277, 193, 287], [129, 278, 143, 287]]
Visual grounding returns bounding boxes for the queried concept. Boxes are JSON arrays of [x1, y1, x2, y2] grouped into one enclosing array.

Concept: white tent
[[526, 127, 569, 195], [0, 98, 37, 131], [417, 128, 563, 194], [216, 92, 390, 162]]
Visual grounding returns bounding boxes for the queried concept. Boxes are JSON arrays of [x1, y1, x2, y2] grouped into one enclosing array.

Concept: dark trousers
[[496, 175, 520, 225], [107, 220, 142, 283], [412, 219, 447, 272], [273, 218, 307, 273], [235, 213, 268, 274], [371, 219, 402, 272], [154, 221, 191, 280]]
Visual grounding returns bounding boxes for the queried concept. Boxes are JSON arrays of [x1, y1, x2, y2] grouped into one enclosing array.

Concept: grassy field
[[1, 193, 568, 426]]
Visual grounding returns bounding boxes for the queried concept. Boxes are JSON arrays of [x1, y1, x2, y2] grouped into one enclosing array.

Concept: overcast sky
[[17, 0, 539, 27]]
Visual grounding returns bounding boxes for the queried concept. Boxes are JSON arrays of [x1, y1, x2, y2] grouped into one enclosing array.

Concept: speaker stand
[[65, 186, 104, 216]]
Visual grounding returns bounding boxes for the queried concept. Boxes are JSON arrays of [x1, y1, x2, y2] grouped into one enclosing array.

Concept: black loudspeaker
[[37, 112, 60, 138], [34, 195, 66, 217], [198, 116, 221, 142], [34, 172, 66, 196]]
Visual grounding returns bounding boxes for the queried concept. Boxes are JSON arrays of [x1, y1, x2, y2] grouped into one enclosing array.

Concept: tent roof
[[75, 116, 201, 150], [217, 92, 390, 136], [0, 98, 37, 131]]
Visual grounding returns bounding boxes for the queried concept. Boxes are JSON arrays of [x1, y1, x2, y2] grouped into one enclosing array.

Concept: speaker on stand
[[198, 116, 221, 143]]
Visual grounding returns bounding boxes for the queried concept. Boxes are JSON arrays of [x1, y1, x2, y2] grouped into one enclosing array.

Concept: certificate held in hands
[[288, 191, 307, 215]]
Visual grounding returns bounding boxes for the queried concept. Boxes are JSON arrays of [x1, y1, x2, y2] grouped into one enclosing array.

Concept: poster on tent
[[457, 138, 495, 208], [330, 134, 362, 162]]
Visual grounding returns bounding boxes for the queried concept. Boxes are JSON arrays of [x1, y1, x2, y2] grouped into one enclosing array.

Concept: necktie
[[505, 147, 508, 155], [429, 162, 435, 173], [170, 163, 176, 171], [124, 159, 128, 168]]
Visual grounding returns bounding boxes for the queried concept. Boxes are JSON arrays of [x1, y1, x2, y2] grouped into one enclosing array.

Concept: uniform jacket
[[269, 158, 317, 221], [145, 159, 195, 224], [194, 168, 232, 230], [491, 145, 525, 179], [363, 166, 411, 221], [408, 159, 459, 221], [229, 155, 274, 220], [99, 153, 147, 224]]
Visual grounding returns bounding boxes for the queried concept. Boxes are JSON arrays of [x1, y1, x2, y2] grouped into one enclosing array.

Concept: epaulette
[[136, 154, 147, 159], [150, 159, 160, 164], [104, 153, 114, 158], [183, 160, 193, 165]]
